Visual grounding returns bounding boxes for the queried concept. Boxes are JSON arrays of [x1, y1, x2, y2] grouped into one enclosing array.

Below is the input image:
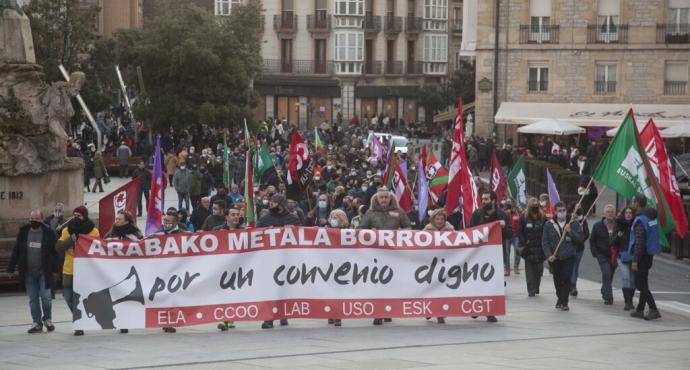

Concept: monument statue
[[0, 5, 85, 176]]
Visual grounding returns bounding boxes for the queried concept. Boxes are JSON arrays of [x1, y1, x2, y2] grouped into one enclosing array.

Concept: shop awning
[[495, 102, 690, 128], [433, 102, 475, 123]]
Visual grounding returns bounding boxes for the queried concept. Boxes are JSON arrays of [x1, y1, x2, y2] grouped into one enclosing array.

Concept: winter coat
[[8, 224, 59, 289], [542, 217, 583, 260], [117, 144, 132, 165], [590, 218, 614, 258], [188, 170, 203, 197], [469, 207, 512, 244], [165, 154, 178, 175], [358, 194, 411, 230], [202, 214, 226, 231], [131, 167, 151, 190], [257, 209, 302, 227], [518, 213, 546, 263], [612, 218, 632, 258], [173, 167, 190, 193], [190, 206, 212, 231], [56, 221, 99, 287], [93, 151, 107, 179]]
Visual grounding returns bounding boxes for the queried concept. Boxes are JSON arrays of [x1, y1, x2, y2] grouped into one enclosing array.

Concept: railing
[[587, 24, 628, 44], [527, 80, 549, 93], [307, 14, 331, 32], [363, 60, 382, 74], [519, 25, 560, 44], [657, 24, 690, 44], [451, 18, 463, 33], [405, 16, 422, 33], [594, 80, 617, 95], [664, 81, 688, 95], [274, 14, 298, 32], [385, 61, 404, 74], [262, 59, 332, 75], [384, 15, 403, 34], [406, 61, 423, 74], [363, 14, 381, 33]]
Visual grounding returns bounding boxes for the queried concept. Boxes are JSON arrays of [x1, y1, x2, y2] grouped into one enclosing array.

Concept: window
[[335, 0, 364, 15], [665, 61, 688, 95], [423, 34, 447, 73], [281, 39, 293, 73], [528, 62, 549, 93], [668, 0, 690, 34], [334, 31, 364, 74], [596, 0, 619, 41], [595, 62, 617, 94], [424, 0, 447, 19], [215, 0, 241, 16], [529, 0, 551, 42]]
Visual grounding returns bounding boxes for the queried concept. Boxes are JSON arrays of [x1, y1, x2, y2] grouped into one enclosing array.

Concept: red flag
[[420, 145, 428, 171], [391, 161, 413, 213], [99, 177, 141, 233], [640, 119, 688, 238], [445, 98, 479, 226], [489, 151, 508, 202], [287, 130, 310, 185]]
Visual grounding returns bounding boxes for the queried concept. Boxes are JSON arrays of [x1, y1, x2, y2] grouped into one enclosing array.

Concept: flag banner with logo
[[489, 151, 507, 202], [72, 223, 505, 330], [98, 177, 141, 233], [507, 158, 527, 209]]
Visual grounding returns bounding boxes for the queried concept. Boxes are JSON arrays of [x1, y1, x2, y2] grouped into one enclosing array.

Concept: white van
[[365, 132, 409, 154]]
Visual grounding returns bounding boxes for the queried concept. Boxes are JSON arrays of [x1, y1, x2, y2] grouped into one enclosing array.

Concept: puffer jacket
[[358, 194, 411, 230], [542, 217, 584, 260], [518, 213, 546, 263]]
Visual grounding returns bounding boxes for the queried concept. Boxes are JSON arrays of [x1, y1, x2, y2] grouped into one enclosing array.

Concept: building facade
[[81, 0, 144, 37], [474, 0, 690, 141]]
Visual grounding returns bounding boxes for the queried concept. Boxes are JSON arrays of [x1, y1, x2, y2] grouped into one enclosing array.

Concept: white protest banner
[[72, 223, 505, 330]]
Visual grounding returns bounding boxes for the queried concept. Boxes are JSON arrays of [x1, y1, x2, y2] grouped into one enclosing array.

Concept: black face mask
[[483, 203, 493, 211], [530, 206, 540, 213], [30, 221, 41, 229], [270, 206, 281, 214]]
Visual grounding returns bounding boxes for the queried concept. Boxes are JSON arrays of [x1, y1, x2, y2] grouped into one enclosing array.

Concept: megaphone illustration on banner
[[82, 266, 145, 329]]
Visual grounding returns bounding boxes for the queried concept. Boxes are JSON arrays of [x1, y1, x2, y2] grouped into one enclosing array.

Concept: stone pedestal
[[0, 9, 35, 64]]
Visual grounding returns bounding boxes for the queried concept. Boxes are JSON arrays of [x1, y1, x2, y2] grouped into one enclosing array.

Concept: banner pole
[[551, 177, 594, 257]]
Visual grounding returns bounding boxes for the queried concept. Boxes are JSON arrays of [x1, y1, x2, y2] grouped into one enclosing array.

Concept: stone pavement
[[1, 271, 689, 370]]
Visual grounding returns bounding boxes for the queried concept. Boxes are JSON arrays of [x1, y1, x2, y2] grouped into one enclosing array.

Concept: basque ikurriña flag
[[145, 135, 165, 235]]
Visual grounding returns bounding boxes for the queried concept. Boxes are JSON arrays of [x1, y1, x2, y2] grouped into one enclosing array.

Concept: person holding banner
[[612, 207, 635, 311], [518, 198, 547, 297], [55, 206, 100, 336], [326, 209, 350, 327], [424, 208, 455, 324], [543, 202, 584, 312], [569, 204, 590, 298], [214, 206, 244, 331]]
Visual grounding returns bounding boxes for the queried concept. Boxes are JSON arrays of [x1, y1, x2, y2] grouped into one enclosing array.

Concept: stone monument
[[0, 5, 85, 254]]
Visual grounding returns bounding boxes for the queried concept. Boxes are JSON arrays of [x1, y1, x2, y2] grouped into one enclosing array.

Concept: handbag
[[103, 174, 111, 184]]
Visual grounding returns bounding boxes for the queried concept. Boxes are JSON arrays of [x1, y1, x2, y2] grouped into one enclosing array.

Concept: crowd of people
[[7, 117, 663, 336]]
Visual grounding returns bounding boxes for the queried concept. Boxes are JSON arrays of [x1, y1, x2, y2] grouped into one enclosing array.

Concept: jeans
[[524, 260, 544, 295], [635, 255, 657, 312], [617, 258, 635, 289], [177, 191, 190, 211], [596, 255, 613, 301], [552, 257, 575, 307], [509, 237, 520, 268], [570, 250, 584, 287], [63, 285, 75, 313], [138, 188, 150, 216], [25, 272, 52, 324]]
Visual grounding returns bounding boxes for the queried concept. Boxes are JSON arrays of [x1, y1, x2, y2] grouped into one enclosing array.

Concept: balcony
[[307, 14, 331, 32], [363, 14, 381, 33], [384, 16, 402, 35], [363, 60, 383, 75], [451, 18, 463, 34], [587, 24, 628, 44], [406, 61, 423, 75], [385, 61, 404, 75], [664, 81, 688, 96], [262, 59, 332, 75], [527, 80, 548, 94], [405, 16, 422, 34], [274, 14, 298, 33], [657, 24, 690, 44], [594, 80, 616, 95], [519, 25, 560, 44]]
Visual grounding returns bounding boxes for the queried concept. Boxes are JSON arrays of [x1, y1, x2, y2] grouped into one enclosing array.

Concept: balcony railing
[[657, 24, 690, 43], [519, 25, 560, 44], [405, 16, 422, 33], [406, 61, 423, 74], [385, 61, 404, 74], [527, 80, 549, 93], [594, 80, 617, 95], [384, 15, 403, 34], [363, 14, 381, 33], [587, 24, 628, 44], [307, 14, 331, 32], [664, 81, 688, 95], [363, 60, 383, 74], [262, 59, 332, 75], [274, 14, 298, 32], [451, 18, 463, 34]]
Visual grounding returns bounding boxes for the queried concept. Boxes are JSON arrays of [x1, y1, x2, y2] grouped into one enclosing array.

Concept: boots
[[622, 288, 635, 311]]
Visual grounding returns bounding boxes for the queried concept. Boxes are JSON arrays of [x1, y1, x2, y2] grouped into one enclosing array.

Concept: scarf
[[67, 218, 95, 235]]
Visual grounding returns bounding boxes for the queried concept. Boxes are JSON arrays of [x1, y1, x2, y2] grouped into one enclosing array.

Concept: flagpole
[[550, 176, 594, 257]]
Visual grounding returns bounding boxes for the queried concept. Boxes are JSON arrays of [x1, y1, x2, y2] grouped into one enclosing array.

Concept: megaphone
[[82, 266, 145, 330]]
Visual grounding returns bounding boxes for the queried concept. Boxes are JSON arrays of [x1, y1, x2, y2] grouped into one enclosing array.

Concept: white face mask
[[262, 199, 269, 205], [539, 201, 547, 208], [557, 212, 567, 222], [180, 166, 186, 170], [318, 201, 327, 209], [329, 219, 339, 228]]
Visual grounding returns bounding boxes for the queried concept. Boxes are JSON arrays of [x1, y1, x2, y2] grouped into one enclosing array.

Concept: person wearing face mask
[[202, 200, 227, 231], [257, 194, 301, 329], [590, 204, 617, 305], [569, 203, 590, 297], [155, 211, 189, 333], [55, 206, 100, 336], [470, 190, 511, 323], [518, 197, 547, 297], [363, 175, 383, 206], [326, 209, 349, 327], [43, 203, 66, 233], [612, 206, 635, 311], [190, 197, 212, 231], [307, 194, 332, 227], [542, 202, 584, 312], [214, 207, 245, 331], [503, 199, 522, 275], [131, 160, 151, 217], [8, 211, 59, 334], [423, 208, 455, 324], [539, 193, 553, 219]]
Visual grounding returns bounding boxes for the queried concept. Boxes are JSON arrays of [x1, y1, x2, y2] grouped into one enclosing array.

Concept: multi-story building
[[473, 0, 690, 142], [82, 0, 144, 37]]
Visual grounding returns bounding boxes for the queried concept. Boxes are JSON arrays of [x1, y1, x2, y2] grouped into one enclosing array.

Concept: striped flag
[[546, 168, 560, 216], [244, 148, 256, 228], [145, 135, 164, 235]]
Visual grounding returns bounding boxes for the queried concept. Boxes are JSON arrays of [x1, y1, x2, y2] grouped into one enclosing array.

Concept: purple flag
[[416, 158, 429, 223], [546, 168, 560, 206], [145, 135, 165, 235], [370, 135, 384, 159], [399, 159, 407, 178]]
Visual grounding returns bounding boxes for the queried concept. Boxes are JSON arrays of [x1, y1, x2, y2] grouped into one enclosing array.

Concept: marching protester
[[542, 202, 584, 312], [43, 203, 66, 233], [424, 208, 454, 324], [612, 206, 635, 310], [470, 190, 511, 322], [202, 200, 227, 231], [503, 199, 522, 275], [190, 197, 212, 231], [570, 204, 590, 297], [56, 206, 100, 336], [131, 160, 151, 217], [8, 211, 59, 334], [359, 188, 411, 325], [173, 161, 191, 211], [589, 205, 616, 305], [257, 194, 301, 329], [629, 194, 661, 320], [538, 193, 553, 219], [518, 197, 547, 297], [326, 209, 349, 327], [155, 210, 189, 333], [215, 206, 245, 331]]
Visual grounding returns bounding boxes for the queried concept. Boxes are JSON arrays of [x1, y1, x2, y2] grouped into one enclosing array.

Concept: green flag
[[314, 128, 324, 153], [253, 143, 274, 181], [507, 158, 527, 209], [223, 128, 230, 188], [592, 110, 675, 245]]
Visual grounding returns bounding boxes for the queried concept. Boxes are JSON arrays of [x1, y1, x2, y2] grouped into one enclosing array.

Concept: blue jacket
[[542, 217, 584, 260]]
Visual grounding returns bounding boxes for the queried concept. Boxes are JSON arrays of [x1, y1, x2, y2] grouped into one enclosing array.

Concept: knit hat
[[271, 194, 288, 210], [73, 205, 89, 219]]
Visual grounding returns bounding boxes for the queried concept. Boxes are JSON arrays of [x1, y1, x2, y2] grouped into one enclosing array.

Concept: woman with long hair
[[612, 206, 635, 310]]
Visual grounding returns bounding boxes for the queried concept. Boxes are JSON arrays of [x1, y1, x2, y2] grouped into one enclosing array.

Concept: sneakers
[[261, 321, 274, 329], [334, 319, 342, 327], [570, 287, 578, 297], [630, 310, 645, 319], [162, 327, 176, 333], [604, 300, 613, 305], [383, 318, 392, 323], [437, 317, 445, 324], [74, 330, 84, 336], [119, 329, 128, 334], [218, 321, 236, 331], [513, 267, 520, 275], [560, 305, 570, 311], [372, 318, 383, 325], [644, 310, 661, 321], [43, 319, 55, 332], [487, 316, 498, 323], [27, 323, 43, 334], [279, 319, 289, 326], [504, 268, 510, 277]]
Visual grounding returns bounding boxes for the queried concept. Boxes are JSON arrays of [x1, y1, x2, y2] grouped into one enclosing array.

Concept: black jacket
[[470, 207, 512, 244], [258, 209, 302, 227], [190, 206, 212, 231], [590, 218, 613, 258], [8, 224, 59, 289], [518, 213, 546, 263], [131, 167, 152, 190]]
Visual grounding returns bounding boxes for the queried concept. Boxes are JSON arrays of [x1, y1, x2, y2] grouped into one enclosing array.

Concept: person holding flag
[[629, 194, 662, 320], [146, 135, 165, 236]]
